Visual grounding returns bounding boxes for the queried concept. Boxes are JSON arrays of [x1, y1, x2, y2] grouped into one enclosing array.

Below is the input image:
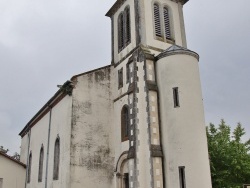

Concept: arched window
[[153, 3, 173, 41], [27, 152, 32, 183], [164, 7, 171, 39], [118, 13, 124, 50], [38, 145, 44, 182], [118, 7, 131, 52], [125, 7, 131, 44], [53, 137, 60, 180], [154, 3, 162, 37], [121, 105, 129, 142]]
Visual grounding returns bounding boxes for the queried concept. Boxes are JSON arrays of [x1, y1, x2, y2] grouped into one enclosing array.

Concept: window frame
[[118, 6, 131, 52], [38, 145, 44, 182], [179, 166, 186, 188], [27, 152, 32, 183], [121, 105, 129, 142], [152, 2, 174, 43], [0, 178, 3, 188], [53, 137, 60, 180], [118, 13, 124, 51], [173, 87, 180, 108], [124, 173, 129, 188], [118, 68, 123, 89], [153, 3, 162, 37], [163, 7, 171, 40]]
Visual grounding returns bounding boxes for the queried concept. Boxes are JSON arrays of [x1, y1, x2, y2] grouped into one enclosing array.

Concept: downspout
[[45, 104, 52, 188], [25, 129, 31, 188]]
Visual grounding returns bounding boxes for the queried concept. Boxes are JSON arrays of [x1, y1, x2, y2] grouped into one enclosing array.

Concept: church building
[[19, 0, 212, 187]]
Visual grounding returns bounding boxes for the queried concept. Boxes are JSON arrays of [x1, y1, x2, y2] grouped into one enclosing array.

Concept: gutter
[[45, 105, 52, 188], [19, 80, 74, 138], [24, 130, 31, 188]]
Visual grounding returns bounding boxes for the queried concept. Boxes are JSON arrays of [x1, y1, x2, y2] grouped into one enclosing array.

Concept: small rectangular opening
[[126, 63, 131, 83], [118, 68, 123, 89], [0, 178, 3, 188], [124, 173, 129, 188], [173, 87, 180, 107], [179, 166, 186, 188]]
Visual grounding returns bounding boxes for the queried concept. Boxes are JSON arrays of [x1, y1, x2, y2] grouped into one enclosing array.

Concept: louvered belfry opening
[[118, 7, 131, 52], [154, 3, 162, 37], [125, 7, 131, 44], [118, 13, 124, 50], [164, 7, 171, 39]]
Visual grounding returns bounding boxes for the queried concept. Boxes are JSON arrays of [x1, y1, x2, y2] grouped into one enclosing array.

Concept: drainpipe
[[45, 104, 52, 188], [25, 129, 31, 188]]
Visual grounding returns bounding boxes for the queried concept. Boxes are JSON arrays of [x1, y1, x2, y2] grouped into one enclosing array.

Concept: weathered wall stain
[[70, 67, 114, 184]]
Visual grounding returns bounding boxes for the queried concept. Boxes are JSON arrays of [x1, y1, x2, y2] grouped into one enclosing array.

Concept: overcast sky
[[0, 0, 249, 154]]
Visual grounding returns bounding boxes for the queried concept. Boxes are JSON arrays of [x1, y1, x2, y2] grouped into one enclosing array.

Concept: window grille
[[154, 4, 162, 37], [38, 146, 44, 182], [164, 7, 171, 39], [53, 137, 60, 180]]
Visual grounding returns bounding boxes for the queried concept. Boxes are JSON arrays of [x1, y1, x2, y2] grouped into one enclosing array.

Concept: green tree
[[206, 120, 250, 188]]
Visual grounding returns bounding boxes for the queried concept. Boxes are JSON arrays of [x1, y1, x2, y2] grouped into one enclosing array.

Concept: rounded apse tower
[[156, 45, 212, 188]]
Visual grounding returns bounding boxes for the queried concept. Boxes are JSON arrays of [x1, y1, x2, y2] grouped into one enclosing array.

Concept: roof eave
[[0, 152, 26, 168], [19, 80, 73, 137], [106, 0, 189, 17], [105, 0, 126, 17]]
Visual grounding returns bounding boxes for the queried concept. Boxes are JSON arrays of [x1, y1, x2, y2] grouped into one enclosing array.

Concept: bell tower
[[106, 0, 212, 188], [106, 0, 188, 65]]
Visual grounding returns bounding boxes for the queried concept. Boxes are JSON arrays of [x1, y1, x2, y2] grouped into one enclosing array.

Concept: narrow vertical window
[[124, 173, 129, 188], [164, 7, 171, 39], [27, 152, 32, 183], [179, 166, 186, 188], [118, 68, 123, 89], [121, 105, 129, 141], [126, 63, 131, 83], [53, 137, 60, 180], [118, 13, 124, 50], [0, 178, 3, 188], [154, 4, 162, 37], [125, 7, 131, 44], [38, 145, 44, 182], [173, 87, 180, 107]]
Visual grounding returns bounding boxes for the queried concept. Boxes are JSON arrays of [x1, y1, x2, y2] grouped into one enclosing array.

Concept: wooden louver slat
[[164, 7, 171, 39], [126, 8, 131, 43], [154, 4, 162, 37], [118, 13, 124, 50]]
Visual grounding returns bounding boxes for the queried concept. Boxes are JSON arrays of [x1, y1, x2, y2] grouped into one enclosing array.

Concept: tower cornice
[[171, 0, 189, 5], [105, 0, 126, 17], [106, 0, 189, 17], [156, 45, 199, 61]]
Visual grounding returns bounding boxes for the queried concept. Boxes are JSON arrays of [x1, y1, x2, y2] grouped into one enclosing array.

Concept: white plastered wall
[[70, 66, 115, 188], [22, 96, 72, 188], [0, 155, 26, 188], [46, 96, 72, 188], [156, 54, 212, 188]]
